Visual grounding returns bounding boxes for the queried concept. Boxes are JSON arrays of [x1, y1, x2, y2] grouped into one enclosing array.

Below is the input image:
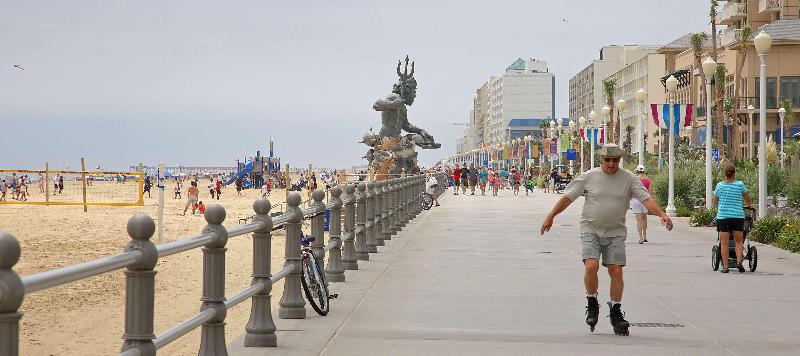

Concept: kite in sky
[[13, 64, 24, 70]]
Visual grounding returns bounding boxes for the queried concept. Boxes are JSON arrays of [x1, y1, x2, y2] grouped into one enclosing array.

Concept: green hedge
[[690, 207, 717, 226], [749, 216, 788, 244], [776, 226, 800, 253]]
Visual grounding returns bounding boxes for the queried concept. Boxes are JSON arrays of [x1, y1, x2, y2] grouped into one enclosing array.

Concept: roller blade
[[585, 296, 599, 333], [608, 302, 630, 336]]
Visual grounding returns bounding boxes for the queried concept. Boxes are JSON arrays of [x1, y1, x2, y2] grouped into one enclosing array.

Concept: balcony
[[718, 2, 747, 25], [760, 0, 781, 13], [721, 28, 744, 47]]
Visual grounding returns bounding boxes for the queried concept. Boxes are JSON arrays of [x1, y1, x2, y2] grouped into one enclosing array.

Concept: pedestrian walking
[[182, 181, 199, 216], [511, 166, 521, 196], [479, 166, 488, 196], [452, 165, 461, 195], [215, 179, 222, 200], [714, 164, 754, 273], [631, 165, 653, 244], [488, 167, 499, 196], [500, 167, 509, 190], [208, 179, 216, 200], [459, 164, 469, 195], [235, 176, 243, 197], [539, 144, 673, 336], [468, 163, 479, 195], [425, 174, 441, 207], [174, 179, 182, 199]]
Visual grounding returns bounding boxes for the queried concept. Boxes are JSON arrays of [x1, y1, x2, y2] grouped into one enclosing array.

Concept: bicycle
[[299, 232, 333, 315]]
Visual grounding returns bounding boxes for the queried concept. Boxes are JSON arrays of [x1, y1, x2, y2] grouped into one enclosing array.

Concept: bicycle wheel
[[301, 252, 329, 316], [421, 193, 433, 210]]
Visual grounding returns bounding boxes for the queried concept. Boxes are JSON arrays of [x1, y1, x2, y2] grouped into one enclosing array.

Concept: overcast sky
[[0, 0, 710, 171]]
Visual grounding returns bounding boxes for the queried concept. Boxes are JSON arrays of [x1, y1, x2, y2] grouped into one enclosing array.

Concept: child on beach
[[215, 179, 222, 200], [261, 181, 270, 198], [195, 201, 206, 215], [174, 179, 182, 199], [0, 179, 7, 201], [208, 179, 216, 199]]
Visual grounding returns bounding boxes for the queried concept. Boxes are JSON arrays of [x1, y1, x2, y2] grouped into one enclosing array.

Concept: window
[[780, 76, 800, 107], [755, 77, 778, 108]]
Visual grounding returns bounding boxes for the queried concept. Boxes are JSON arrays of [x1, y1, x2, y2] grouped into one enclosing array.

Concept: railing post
[[310, 189, 326, 266], [412, 176, 421, 217], [373, 181, 385, 247], [120, 214, 158, 356], [384, 181, 396, 238], [279, 193, 306, 318], [365, 182, 378, 253], [400, 177, 409, 227], [391, 179, 401, 235], [354, 183, 369, 261], [199, 205, 229, 356], [341, 184, 358, 270], [325, 186, 345, 282], [244, 199, 277, 347], [0, 232, 23, 356]]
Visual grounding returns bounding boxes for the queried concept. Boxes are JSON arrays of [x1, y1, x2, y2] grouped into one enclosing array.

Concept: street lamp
[[665, 75, 679, 217], [779, 106, 786, 168], [702, 56, 717, 209], [589, 110, 597, 168], [636, 89, 647, 166], [755, 30, 772, 219], [601, 105, 611, 145], [747, 104, 755, 160], [578, 116, 587, 172]]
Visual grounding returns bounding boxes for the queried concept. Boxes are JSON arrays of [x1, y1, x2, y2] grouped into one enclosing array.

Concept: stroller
[[289, 179, 307, 191], [711, 207, 758, 272]]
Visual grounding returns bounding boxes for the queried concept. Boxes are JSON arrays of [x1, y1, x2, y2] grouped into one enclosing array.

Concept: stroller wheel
[[749, 246, 758, 272], [711, 246, 721, 271]]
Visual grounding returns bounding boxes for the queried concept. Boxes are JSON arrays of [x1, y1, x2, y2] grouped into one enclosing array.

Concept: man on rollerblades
[[539, 144, 673, 335]]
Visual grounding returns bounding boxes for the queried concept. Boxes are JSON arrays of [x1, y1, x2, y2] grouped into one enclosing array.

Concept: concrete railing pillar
[[341, 184, 358, 270], [354, 183, 369, 261], [413, 175, 422, 217], [365, 182, 378, 253], [0, 233, 23, 356], [391, 180, 401, 235], [400, 177, 409, 226], [244, 199, 277, 347], [373, 182, 385, 247], [198, 205, 229, 356], [120, 214, 158, 356], [384, 181, 396, 238], [325, 186, 345, 282], [279, 193, 306, 319], [310, 190, 326, 266]]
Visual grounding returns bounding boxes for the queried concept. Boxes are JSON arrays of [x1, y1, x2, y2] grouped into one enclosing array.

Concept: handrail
[[22, 250, 142, 294], [0, 174, 432, 356]]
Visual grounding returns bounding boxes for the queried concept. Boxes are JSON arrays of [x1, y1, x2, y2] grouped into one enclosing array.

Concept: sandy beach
[[0, 179, 311, 355]]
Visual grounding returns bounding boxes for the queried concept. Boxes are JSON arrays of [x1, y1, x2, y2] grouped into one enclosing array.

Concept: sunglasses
[[603, 157, 620, 163]]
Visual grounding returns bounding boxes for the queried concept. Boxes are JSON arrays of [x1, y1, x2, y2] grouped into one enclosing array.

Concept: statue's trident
[[396, 55, 414, 102]]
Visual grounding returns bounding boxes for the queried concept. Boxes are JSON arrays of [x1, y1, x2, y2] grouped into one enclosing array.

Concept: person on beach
[[143, 176, 152, 198], [235, 176, 243, 197], [539, 144, 673, 336], [215, 179, 222, 200], [452, 165, 461, 195], [183, 181, 199, 216], [9, 173, 17, 200], [468, 163, 479, 195], [0, 179, 7, 202], [174, 179, 182, 199], [196, 201, 206, 214], [208, 179, 216, 200], [58, 175, 64, 195], [714, 164, 754, 274], [37, 173, 45, 193], [631, 165, 653, 244], [262, 180, 270, 198], [53, 175, 59, 195]]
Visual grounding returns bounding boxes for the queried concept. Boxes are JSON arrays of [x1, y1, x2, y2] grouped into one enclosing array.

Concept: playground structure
[[1, 161, 144, 210]]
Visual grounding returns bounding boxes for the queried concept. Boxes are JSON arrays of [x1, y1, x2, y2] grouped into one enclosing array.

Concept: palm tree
[[715, 65, 728, 159], [690, 32, 709, 107], [603, 78, 618, 144], [732, 26, 753, 160]]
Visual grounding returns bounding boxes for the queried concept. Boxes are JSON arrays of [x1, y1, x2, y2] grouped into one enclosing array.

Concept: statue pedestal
[[367, 137, 419, 180]]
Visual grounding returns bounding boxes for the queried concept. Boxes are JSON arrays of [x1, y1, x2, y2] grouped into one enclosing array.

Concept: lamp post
[[578, 116, 587, 172], [568, 120, 576, 171], [779, 106, 786, 169], [702, 57, 716, 209], [549, 121, 556, 169], [589, 110, 597, 168], [747, 104, 755, 160], [755, 31, 772, 219], [666, 75, 679, 217], [601, 105, 611, 145], [557, 118, 564, 166], [636, 89, 647, 166]]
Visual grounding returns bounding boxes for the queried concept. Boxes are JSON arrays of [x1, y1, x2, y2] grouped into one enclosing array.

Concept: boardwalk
[[230, 189, 800, 355]]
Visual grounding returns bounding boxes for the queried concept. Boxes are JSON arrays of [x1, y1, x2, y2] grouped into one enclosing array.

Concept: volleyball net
[[0, 169, 144, 206]]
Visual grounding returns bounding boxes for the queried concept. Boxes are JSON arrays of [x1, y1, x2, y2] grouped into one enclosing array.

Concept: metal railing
[[0, 173, 445, 356]]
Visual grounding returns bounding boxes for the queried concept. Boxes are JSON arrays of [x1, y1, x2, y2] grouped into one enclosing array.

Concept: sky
[[0, 0, 711, 171]]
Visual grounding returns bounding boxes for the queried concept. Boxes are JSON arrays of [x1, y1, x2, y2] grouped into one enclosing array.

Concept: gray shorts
[[580, 232, 626, 266]]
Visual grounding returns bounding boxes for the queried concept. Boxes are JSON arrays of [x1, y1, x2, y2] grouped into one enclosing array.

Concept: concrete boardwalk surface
[[229, 188, 800, 355]]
